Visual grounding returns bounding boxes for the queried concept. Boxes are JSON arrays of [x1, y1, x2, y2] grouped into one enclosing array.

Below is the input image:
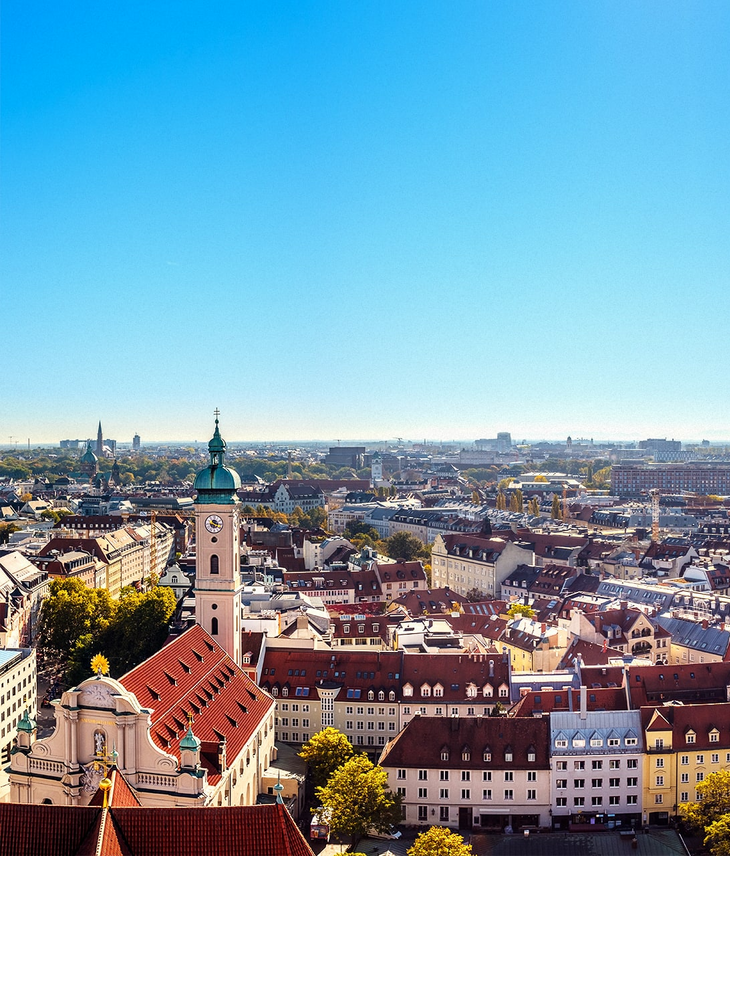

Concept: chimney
[[620, 600, 628, 610], [579, 686, 587, 720], [702, 620, 709, 630]]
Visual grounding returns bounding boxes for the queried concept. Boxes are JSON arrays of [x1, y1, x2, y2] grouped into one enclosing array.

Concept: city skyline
[[3, 3, 730, 443]]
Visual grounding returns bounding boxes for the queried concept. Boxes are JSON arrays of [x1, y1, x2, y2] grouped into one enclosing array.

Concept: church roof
[[0, 802, 313, 856], [80, 442, 98, 464], [194, 416, 241, 502], [120, 625, 275, 785]]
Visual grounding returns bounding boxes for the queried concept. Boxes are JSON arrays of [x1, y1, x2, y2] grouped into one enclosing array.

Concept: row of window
[[555, 796, 637, 807], [403, 684, 509, 699], [557, 778, 638, 788], [408, 788, 539, 801], [406, 769, 537, 782], [554, 736, 637, 749], [556, 759, 639, 770]]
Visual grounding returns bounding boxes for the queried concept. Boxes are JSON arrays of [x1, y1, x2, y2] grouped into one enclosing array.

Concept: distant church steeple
[[96, 421, 104, 458]]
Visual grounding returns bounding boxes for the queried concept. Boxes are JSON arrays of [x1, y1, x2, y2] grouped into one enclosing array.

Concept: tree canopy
[[407, 827, 472, 856], [315, 754, 402, 840], [680, 769, 730, 837], [36, 578, 176, 683], [299, 727, 354, 788], [506, 602, 537, 621], [383, 531, 431, 562]]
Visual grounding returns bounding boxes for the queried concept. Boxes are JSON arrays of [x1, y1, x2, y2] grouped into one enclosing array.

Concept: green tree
[[506, 602, 537, 621], [299, 727, 354, 788], [592, 466, 611, 488], [383, 531, 430, 562], [36, 578, 117, 679], [0, 523, 20, 545], [100, 585, 177, 677], [497, 477, 515, 490], [407, 826, 472, 856], [315, 754, 403, 841]]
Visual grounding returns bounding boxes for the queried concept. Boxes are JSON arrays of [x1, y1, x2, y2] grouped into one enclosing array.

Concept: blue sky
[[2, 1, 730, 445]]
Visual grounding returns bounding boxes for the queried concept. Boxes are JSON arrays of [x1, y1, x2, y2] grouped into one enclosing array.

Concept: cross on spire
[[214, 407, 220, 423]]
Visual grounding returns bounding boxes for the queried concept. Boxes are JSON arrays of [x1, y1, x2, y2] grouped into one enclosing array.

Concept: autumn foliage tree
[[680, 769, 730, 853], [407, 827, 473, 856], [315, 754, 402, 840], [299, 727, 354, 788]]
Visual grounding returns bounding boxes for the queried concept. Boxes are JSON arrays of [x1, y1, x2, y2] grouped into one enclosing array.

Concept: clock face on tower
[[204, 514, 224, 534]]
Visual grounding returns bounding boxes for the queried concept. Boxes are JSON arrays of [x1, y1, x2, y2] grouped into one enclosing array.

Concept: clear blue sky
[[2, 1, 729, 445]]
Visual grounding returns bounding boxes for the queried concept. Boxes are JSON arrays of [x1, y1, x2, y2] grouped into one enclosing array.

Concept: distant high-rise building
[[133, 433, 141, 452]]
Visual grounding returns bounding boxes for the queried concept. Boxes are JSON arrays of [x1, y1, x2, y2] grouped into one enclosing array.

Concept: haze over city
[[3, 3, 729, 442]]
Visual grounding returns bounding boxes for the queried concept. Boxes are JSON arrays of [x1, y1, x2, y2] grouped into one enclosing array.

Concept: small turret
[[14, 709, 37, 752]]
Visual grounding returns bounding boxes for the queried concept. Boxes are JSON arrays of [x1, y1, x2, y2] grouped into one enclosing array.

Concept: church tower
[[193, 413, 243, 665], [96, 421, 104, 458]]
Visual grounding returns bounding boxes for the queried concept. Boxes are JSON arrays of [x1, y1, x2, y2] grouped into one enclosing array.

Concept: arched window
[[211, 617, 219, 636], [210, 554, 219, 575]]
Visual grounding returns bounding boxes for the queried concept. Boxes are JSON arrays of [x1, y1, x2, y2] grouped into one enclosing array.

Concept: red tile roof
[[380, 715, 550, 770], [640, 702, 730, 750], [260, 647, 403, 696], [120, 625, 275, 785], [0, 803, 313, 856]]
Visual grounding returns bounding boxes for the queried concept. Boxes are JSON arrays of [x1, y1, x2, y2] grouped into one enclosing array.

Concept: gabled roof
[[120, 625, 274, 784], [380, 715, 550, 770], [0, 803, 313, 856]]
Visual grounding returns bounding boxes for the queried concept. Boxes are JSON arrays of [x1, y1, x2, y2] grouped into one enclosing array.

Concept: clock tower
[[193, 412, 243, 665]]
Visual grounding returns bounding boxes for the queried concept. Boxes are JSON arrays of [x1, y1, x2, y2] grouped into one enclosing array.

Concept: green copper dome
[[180, 724, 200, 751], [17, 709, 36, 732], [194, 415, 241, 504], [81, 441, 98, 464]]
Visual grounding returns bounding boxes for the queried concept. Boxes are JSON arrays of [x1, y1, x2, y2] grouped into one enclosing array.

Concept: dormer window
[[281, 687, 288, 697], [527, 745, 536, 763], [466, 684, 477, 698], [403, 684, 413, 697], [504, 746, 513, 762], [483, 747, 492, 762], [271, 687, 278, 697], [461, 747, 471, 762], [389, 691, 396, 701], [378, 691, 385, 701], [368, 690, 375, 701], [441, 747, 450, 761], [433, 684, 443, 698], [710, 730, 720, 744], [483, 684, 493, 697], [686, 732, 696, 745], [421, 684, 431, 698], [498, 684, 509, 698]]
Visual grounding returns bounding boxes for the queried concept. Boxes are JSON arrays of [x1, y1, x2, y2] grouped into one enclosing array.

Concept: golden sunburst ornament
[[91, 654, 110, 677]]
